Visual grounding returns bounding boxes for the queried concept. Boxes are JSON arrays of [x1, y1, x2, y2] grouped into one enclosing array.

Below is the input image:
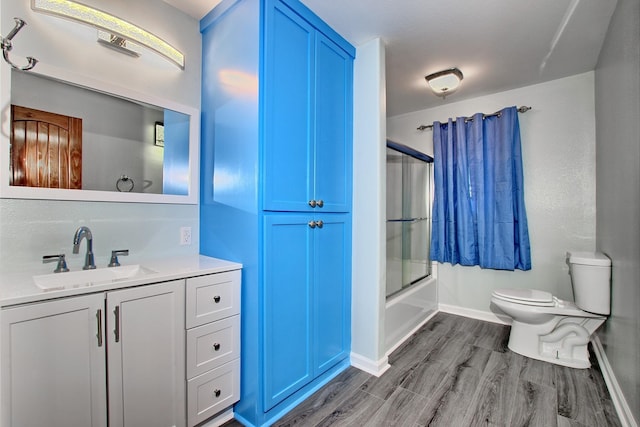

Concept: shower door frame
[[385, 140, 433, 300]]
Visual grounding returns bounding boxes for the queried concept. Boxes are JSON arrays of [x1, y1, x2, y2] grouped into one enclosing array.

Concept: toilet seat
[[492, 288, 555, 307]]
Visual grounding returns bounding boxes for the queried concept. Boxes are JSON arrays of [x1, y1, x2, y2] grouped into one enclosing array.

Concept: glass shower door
[[386, 144, 432, 299]]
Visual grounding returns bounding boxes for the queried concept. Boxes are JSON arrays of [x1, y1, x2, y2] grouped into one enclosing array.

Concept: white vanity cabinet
[[1, 279, 186, 427], [1, 293, 107, 427], [106, 280, 186, 427], [185, 270, 241, 427], [0, 256, 242, 427]]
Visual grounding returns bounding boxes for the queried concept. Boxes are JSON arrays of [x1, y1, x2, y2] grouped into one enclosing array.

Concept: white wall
[[1, 0, 201, 107], [351, 38, 389, 374], [388, 72, 597, 313], [594, 0, 640, 422], [0, 0, 202, 273]]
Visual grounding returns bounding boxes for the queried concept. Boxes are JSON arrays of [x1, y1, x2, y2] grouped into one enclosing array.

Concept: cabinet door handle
[[113, 306, 120, 343], [316, 199, 324, 208], [213, 343, 221, 351], [96, 309, 103, 347], [316, 220, 324, 229], [308, 220, 316, 228], [308, 200, 317, 208], [214, 389, 221, 398], [213, 295, 221, 303]]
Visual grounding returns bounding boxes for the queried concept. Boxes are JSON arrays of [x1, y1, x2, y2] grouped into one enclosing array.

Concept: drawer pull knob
[[213, 343, 221, 351], [213, 295, 221, 303], [214, 389, 221, 398]]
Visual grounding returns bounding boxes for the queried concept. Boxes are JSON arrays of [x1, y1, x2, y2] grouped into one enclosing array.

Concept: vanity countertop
[[0, 255, 242, 307]]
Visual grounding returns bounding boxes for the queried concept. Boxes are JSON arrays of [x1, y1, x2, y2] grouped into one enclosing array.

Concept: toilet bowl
[[491, 251, 611, 369]]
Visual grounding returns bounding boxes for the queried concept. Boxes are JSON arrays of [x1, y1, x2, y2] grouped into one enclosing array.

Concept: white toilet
[[491, 251, 611, 369]]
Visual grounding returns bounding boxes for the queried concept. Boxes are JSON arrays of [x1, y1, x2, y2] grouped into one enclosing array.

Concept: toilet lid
[[492, 288, 555, 307]]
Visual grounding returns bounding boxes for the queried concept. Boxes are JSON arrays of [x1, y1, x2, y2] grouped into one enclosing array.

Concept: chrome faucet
[[73, 226, 96, 270]]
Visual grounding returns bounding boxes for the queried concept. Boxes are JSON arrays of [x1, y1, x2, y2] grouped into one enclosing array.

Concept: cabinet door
[[263, 0, 314, 212], [263, 214, 313, 409], [313, 34, 353, 213], [107, 280, 185, 427], [313, 214, 351, 374], [1, 294, 106, 427]]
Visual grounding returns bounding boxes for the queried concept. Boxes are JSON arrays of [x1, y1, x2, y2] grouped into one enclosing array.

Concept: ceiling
[[170, 0, 617, 117]]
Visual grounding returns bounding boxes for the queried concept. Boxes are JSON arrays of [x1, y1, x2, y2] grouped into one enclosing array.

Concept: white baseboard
[[439, 303, 511, 325], [385, 309, 438, 357], [591, 336, 638, 427], [350, 352, 391, 377], [199, 407, 234, 427]]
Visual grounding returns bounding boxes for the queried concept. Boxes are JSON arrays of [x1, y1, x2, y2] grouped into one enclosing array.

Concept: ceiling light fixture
[[425, 68, 463, 98], [31, 0, 185, 69]]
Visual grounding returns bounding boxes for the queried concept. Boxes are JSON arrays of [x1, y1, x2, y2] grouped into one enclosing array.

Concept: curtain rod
[[416, 106, 532, 131]]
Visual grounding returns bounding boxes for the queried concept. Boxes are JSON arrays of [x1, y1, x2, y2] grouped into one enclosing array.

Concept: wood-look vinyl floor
[[224, 312, 621, 427]]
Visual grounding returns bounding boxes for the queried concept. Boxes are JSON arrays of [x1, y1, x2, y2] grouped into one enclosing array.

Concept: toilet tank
[[568, 251, 611, 315]]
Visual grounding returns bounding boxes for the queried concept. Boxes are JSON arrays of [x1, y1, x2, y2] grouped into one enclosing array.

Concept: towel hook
[[1, 18, 38, 71]]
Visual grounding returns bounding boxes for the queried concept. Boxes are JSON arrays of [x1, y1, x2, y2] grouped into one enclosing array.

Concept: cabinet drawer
[[187, 359, 240, 427], [186, 315, 240, 379], [186, 270, 241, 328]]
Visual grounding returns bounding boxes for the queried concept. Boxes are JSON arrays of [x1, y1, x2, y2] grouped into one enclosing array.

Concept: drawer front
[[187, 359, 240, 427], [186, 315, 240, 379], [186, 270, 241, 328]]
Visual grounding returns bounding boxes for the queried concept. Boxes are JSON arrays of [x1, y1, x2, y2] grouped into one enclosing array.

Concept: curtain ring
[[116, 175, 134, 192]]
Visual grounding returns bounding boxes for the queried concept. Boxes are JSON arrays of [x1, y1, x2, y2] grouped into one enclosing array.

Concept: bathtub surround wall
[[388, 72, 597, 317], [0, 0, 202, 273], [594, 0, 640, 423]]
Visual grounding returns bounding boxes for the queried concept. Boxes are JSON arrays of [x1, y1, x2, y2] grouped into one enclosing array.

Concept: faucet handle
[[43, 254, 70, 273], [108, 249, 129, 267]]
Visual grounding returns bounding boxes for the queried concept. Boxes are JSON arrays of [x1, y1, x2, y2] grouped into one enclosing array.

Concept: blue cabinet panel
[[263, 215, 312, 410], [200, 0, 353, 425], [313, 214, 350, 374], [314, 34, 352, 213], [263, 213, 350, 410], [262, 0, 352, 213], [263, 3, 313, 212]]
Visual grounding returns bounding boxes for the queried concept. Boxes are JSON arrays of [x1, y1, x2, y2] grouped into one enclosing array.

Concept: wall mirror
[[0, 68, 199, 204]]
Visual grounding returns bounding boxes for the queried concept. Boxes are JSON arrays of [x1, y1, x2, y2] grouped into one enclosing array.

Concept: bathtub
[[384, 265, 438, 354]]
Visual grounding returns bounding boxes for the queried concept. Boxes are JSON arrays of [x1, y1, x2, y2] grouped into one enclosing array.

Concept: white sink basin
[[34, 265, 158, 291]]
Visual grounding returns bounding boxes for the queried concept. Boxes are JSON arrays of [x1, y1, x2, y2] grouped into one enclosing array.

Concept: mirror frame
[[0, 62, 200, 204]]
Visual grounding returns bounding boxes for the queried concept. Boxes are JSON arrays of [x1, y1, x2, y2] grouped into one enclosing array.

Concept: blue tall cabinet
[[199, 0, 354, 425]]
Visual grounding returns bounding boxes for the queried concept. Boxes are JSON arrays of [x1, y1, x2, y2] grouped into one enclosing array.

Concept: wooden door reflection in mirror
[[11, 105, 82, 189]]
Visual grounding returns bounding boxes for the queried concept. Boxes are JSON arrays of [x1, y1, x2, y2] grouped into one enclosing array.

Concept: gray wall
[[0, 0, 202, 273], [594, 0, 640, 421], [388, 73, 597, 315]]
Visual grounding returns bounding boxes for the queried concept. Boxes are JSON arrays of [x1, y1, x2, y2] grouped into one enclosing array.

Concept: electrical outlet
[[180, 227, 192, 246]]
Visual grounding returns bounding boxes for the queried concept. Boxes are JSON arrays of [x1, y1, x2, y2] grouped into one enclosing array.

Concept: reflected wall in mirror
[[10, 70, 189, 196]]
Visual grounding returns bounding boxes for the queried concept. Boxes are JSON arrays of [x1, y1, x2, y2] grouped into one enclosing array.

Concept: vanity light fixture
[[31, 0, 185, 69], [425, 68, 463, 98], [97, 31, 142, 58]]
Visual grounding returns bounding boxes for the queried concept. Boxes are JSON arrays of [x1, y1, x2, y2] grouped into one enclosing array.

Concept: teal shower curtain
[[430, 106, 531, 270]]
